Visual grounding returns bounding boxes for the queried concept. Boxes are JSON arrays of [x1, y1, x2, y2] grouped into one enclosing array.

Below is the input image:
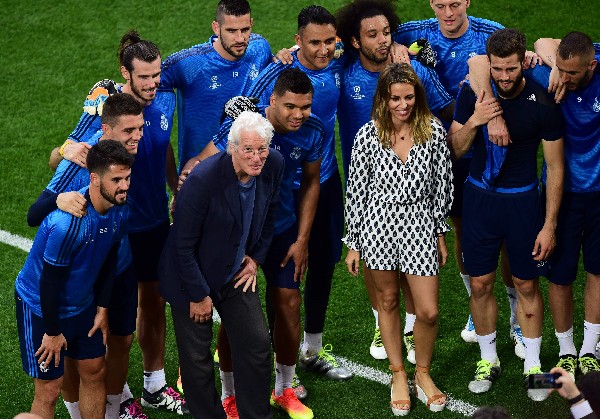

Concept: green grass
[[1, 1, 599, 418]]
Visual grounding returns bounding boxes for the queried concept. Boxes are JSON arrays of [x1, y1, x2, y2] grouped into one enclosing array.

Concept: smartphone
[[528, 373, 562, 389]]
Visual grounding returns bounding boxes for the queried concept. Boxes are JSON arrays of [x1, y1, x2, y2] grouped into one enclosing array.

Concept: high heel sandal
[[413, 365, 446, 412], [389, 364, 411, 416]]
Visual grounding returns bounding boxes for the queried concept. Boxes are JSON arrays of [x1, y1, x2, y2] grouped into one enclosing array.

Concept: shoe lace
[[580, 356, 600, 372], [292, 374, 303, 389], [373, 329, 384, 347], [280, 389, 305, 410], [164, 387, 185, 403], [474, 360, 492, 380], [557, 356, 577, 371], [318, 344, 339, 367], [128, 400, 148, 418], [404, 334, 415, 350], [513, 327, 524, 341]]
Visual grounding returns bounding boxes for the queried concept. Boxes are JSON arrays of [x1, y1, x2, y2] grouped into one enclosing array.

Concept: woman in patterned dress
[[343, 63, 453, 416]]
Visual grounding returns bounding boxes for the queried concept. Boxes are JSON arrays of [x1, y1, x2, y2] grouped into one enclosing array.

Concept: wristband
[[567, 393, 585, 406], [58, 139, 74, 157]]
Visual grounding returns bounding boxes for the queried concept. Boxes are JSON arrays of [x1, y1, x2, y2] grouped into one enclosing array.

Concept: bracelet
[[567, 393, 585, 406], [58, 139, 74, 157]]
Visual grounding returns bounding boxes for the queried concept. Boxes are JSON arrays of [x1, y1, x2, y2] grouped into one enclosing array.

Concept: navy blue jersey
[[393, 17, 503, 98], [247, 51, 342, 187], [531, 65, 600, 192], [213, 106, 323, 234], [161, 34, 272, 168], [15, 188, 129, 318], [338, 57, 453, 179], [454, 80, 563, 188], [127, 90, 175, 232]]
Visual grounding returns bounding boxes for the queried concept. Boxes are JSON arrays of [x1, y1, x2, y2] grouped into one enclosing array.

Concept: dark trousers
[[171, 282, 272, 419]]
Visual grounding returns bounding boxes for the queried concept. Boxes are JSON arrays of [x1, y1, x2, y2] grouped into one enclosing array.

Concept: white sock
[[301, 332, 323, 357], [461, 273, 471, 297], [274, 363, 295, 396], [121, 382, 134, 402], [143, 369, 167, 394], [522, 336, 542, 372], [106, 394, 121, 418], [404, 312, 416, 335], [372, 308, 379, 328], [580, 321, 600, 357], [555, 327, 577, 357], [477, 332, 498, 364], [220, 369, 235, 400], [505, 286, 518, 328], [64, 401, 82, 419]]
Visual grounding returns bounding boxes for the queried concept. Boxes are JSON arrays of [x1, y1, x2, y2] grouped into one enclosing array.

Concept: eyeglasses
[[239, 146, 269, 158]]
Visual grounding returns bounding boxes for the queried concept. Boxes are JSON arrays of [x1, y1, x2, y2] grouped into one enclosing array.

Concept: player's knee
[[378, 291, 400, 313], [34, 379, 62, 407], [470, 278, 492, 297], [78, 359, 106, 384], [278, 290, 302, 314], [416, 306, 439, 326], [514, 279, 539, 298]]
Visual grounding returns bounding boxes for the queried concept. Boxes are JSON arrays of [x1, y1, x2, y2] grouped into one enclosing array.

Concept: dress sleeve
[[343, 122, 375, 252], [430, 119, 454, 235]]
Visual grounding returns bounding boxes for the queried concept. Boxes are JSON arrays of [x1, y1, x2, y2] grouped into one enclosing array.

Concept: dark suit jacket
[[159, 150, 284, 312]]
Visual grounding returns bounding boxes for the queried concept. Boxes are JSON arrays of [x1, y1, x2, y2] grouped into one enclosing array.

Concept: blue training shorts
[[16, 291, 105, 380], [108, 263, 138, 336], [462, 181, 544, 280], [262, 223, 300, 289], [546, 190, 600, 285]]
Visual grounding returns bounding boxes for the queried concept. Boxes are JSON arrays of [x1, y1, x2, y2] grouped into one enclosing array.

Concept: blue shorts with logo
[[462, 180, 544, 280], [546, 190, 600, 285], [16, 291, 105, 380]]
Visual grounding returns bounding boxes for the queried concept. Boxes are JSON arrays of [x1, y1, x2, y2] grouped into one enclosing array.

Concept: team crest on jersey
[[249, 64, 259, 80], [351, 86, 365, 100], [160, 114, 169, 130], [290, 146, 302, 160], [593, 97, 600, 112], [335, 72, 341, 89], [468, 52, 477, 58], [209, 76, 222, 90]]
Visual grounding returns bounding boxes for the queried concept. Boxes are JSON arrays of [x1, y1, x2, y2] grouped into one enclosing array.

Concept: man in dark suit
[[159, 111, 284, 419]]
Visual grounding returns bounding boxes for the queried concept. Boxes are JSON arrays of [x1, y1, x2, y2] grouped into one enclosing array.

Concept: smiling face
[[489, 53, 525, 98], [296, 23, 337, 70], [98, 164, 131, 206], [212, 13, 253, 60], [269, 91, 312, 133], [353, 15, 392, 68], [430, 0, 470, 38], [121, 58, 161, 106], [388, 82, 416, 125], [102, 113, 144, 155], [230, 130, 270, 183]]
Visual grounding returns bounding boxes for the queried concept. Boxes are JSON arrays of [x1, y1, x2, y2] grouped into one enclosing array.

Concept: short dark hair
[[486, 28, 526, 63], [216, 0, 251, 23], [335, 0, 400, 50], [298, 5, 336, 32], [118, 30, 161, 73], [558, 31, 595, 63], [101, 93, 144, 127], [273, 68, 314, 97], [87, 140, 135, 176], [471, 406, 511, 419]]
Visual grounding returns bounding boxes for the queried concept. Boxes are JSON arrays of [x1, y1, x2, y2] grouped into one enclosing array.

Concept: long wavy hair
[[371, 62, 434, 147]]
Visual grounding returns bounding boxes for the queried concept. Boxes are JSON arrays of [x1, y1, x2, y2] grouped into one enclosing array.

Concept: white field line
[[3, 229, 478, 416]]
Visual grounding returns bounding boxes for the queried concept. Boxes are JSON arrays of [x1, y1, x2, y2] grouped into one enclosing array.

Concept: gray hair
[[227, 111, 274, 153]]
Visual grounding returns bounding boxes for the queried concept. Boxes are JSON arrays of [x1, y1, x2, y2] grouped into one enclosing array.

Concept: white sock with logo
[[477, 331, 498, 364]]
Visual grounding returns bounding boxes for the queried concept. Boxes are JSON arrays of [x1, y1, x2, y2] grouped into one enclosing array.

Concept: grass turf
[[1, 1, 599, 417]]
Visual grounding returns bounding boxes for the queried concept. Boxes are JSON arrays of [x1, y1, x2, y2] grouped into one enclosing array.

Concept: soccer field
[[1, 1, 599, 417]]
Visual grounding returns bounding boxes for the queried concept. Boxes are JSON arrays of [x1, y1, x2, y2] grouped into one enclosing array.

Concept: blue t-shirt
[[127, 90, 175, 232], [454, 80, 563, 188], [247, 51, 342, 188], [161, 34, 273, 169], [393, 16, 503, 98], [530, 65, 600, 192], [338, 57, 453, 180], [227, 177, 256, 283], [45, 131, 131, 274], [15, 187, 130, 318], [63, 82, 175, 233], [214, 106, 324, 234]]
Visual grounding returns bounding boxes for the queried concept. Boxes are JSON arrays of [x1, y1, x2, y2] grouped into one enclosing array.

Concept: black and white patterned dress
[[343, 118, 454, 276]]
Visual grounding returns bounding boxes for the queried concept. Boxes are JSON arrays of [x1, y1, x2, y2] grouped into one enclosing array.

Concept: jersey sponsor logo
[[99, 227, 108, 234], [249, 64, 259, 80], [527, 94, 536, 101], [209, 75, 222, 90], [160, 114, 169, 131], [593, 97, 600, 112], [351, 85, 366, 100], [290, 146, 302, 160]]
